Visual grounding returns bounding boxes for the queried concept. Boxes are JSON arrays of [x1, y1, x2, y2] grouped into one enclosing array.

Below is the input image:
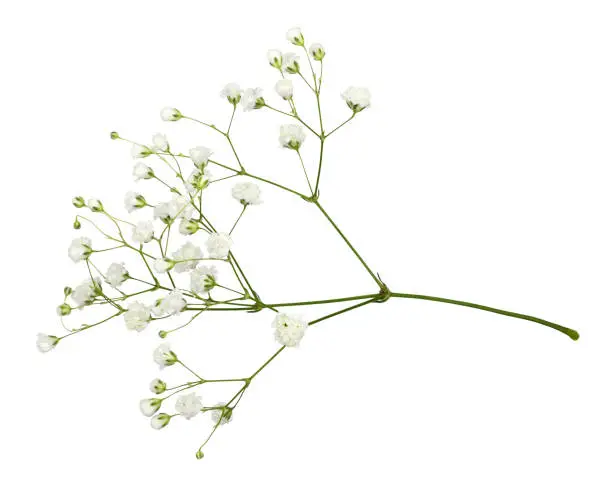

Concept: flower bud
[[286, 27, 304, 46], [179, 218, 199, 235], [152, 133, 169, 152], [160, 107, 182, 122], [72, 196, 85, 208], [154, 257, 175, 274], [309, 43, 325, 61], [267, 49, 283, 69], [36, 333, 59, 353], [220, 83, 242, 106], [110, 131, 120, 140], [151, 413, 171, 430], [73, 218, 81, 230], [153, 343, 178, 368], [124, 192, 147, 212], [133, 162, 154, 181], [56, 303, 71, 316], [195, 450, 204, 460], [140, 398, 162, 417], [341, 87, 371, 113], [63, 286, 72, 297], [158, 330, 167, 339], [131, 144, 152, 159], [149, 379, 167, 395], [275, 79, 294, 100], [282, 53, 300, 74], [87, 198, 104, 212]]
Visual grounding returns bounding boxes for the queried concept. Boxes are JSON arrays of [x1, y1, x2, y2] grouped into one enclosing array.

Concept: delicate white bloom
[[151, 413, 171, 430], [71, 278, 101, 307], [267, 49, 283, 68], [286, 27, 304, 46], [272, 313, 308, 347], [133, 162, 154, 180], [68, 237, 92, 262], [190, 265, 218, 295], [131, 143, 152, 159], [154, 196, 194, 224], [36, 334, 59, 353], [279, 124, 306, 150], [160, 107, 182, 122], [175, 392, 203, 420], [220, 83, 242, 105], [282, 52, 300, 74], [179, 218, 199, 236], [186, 168, 212, 193], [151, 133, 169, 152], [106, 262, 128, 288], [153, 343, 178, 368], [210, 403, 233, 425], [87, 198, 103, 212], [132, 220, 154, 244], [231, 182, 262, 205], [275, 79, 294, 100], [241, 88, 265, 111], [124, 191, 146, 213], [189, 146, 213, 168], [155, 290, 186, 317], [139, 398, 162, 417], [72, 196, 85, 208], [341, 87, 371, 113], [206, 233, 232, 259], [124, 301, 152, 332], [149, 379, 166, 394], [153, 257, 175, 274], [309, 43, 325, 61], [172, 242, 203, 273]]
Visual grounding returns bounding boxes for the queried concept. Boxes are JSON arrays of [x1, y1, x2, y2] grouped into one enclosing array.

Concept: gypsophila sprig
[[41, 26, 580, 462]]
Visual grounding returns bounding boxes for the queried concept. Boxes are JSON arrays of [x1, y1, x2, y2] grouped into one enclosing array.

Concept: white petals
[[220, 83, 242, 105], [282, 52, 300, 74], [151, 413, 171, 430], [279, 124, 306, 150], [124, 191, 146, 213], [152, 133, 169, 152], [160, 107, 182, 122], [36, 334, 59, 353], [154, 196, 194, 224], [71, 278, 101, 307], [189, 146, 213, 168], [286, 27, 304, 46], [153, 257, 175, 274], [231, 182, 262, 205], [87, 198, 103, 212], [153, 343, 178, 368], [133, 162, 154, 181], [190, 265, 218, 295], [68, 237, 92, 262], [131, 144, 152, 159], [241, 88, 265, 111], [206, 233, 232, 259], [272, 313, 308, 347], [132, 221, 154, 244], [267, 49, 283, 68], [106, 262, 128, 288], [172, 242, 203, 273], [154, 290, 186, 317], [175, 392, 203, 419], [341, 87, 371, 113], [124, 301, 152, 332], [140, 398, 162, 417], [275, 79, 294, 100], [149, 379, 166, 394], [309, 43, 325, 61], [210, 403, 233, 425]]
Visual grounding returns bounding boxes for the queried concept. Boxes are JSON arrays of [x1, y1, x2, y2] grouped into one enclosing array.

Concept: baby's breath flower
[[189, 146, 213, 168], [68, 237, 92, 263], [124, 301, 152, 332], [220, 83, 243, 106], [132, 220, 154, 244], [72, 196, 85, 208], [56, 303, 71, 316], [175, 393, 203, 420], [286, 27, 304, 46], [152, 133, 169, 152], [231, 182, 262, 205], [275, 79, 294, 100], [151, 413, 171, 430], [140, 398, 162, 417], [206, 233, 232, 259], [87, 198, 104, 212], [70, 278, 101, 307], [190, 265, 218, 295], [341, 87, 371, 113], [36, 333, 59, 353], [210, 403, 233, 425], [133, 162, 154, 181], [160, 107, 182, 122], [154, 196, 194, 224], [186, 168, 212, 193], [267, 50, 283, 69], [179, 218, 199, 236], [153, 257, 175, 274], [105, 262, 128, 288], [272, 313, 308, 347], [131, 144, 152, 159], [241, 88, 265, 111], [282, 52, 300, 74], [124, 192, 147, 212], [149, 378, 166, 394], [279, 124, 306, 150], [154, 290, 186, 317], [172, 242, 203, 273], [153, 343, 178, 368], [309, 43, 325, 61]]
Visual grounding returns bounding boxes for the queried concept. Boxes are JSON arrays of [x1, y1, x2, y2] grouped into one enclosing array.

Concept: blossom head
[[87, 198, 104, 213], [140, 398, 162, 417], [309, 43, 325, 61], [37, 334, 59, 353], [272, 313, 308, 347], [160, 107, 182, 122], [56, 303, 71, 316], [72, 196, 85, 208], [105, 262, 128, 288], [220, 83, 242, 106], [149, 378, 166, 394], [153, 257, 176, 274], [241, 88, 265, 112], [267, 49, 283, 69], [282, 52, 300, 74], [279, 124, 306, 150], [286, 27, 304, 46], [231, 182, 262, 206], [131, 144, 152, 159], [186, 168, 212, 193], [133, 162, 154, 181], [151, 413, 171, 430], [70, 278, 101, 307], [206, 233, 232, 259], [154, 290, 186, 316], [153, 343, 178, 368], [210, 403, 233, 426], [124, 192, 147, 213], [275, 79, 294, 100], [189, 146, 213, 168], [190, 265, 218, 295], [124, 301, 152, 332], [152, 133, 169, 152], [179, 218, 199, 236], [341, 87, 371, 113], [68, 237, 92, 263], [172, 242, 203, 273], [132, 221, 154, 244], [154, 196, 194, 224], [175, 392, 203, 420]]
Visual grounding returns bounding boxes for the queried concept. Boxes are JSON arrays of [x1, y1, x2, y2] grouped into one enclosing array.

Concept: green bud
[[72, 196, 85, 208], [195, 450, 204, 460], [63, 286, 72, 297], [56, 303, 72, 316], [73, 218, 81, 229], [158, 330, 167, 339], [110, 131, 120, 140]]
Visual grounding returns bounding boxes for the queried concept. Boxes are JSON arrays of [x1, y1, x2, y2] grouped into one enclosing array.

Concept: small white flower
[[124, 301, 152, 332], [160, 107, 182, 122], [106, 262, 128, 288], [155, 290, 186, 317], [152, 133, 169, 152], [279, 124, 306, 150], [241, 88, 265, 111], [232, 182, 262, 205], [87, 198, 103, 212], [179, 218, 199, 236], [132, 220, 154, 244], [190, 265, 218, 295], [131, 143, 152, 159], [36, 334, 59, 353], [153, 343, 178, 368], [206, 233, 232, 259], [175, 392, 203, 420], [124, 192, 147, 213], [267, 49, 283, 69], [220, 83, 242, 105], [309, 43, 325, 61], [341, 87, 371, 113], [210, 403, 233, 425], [286, 27, 304, 46], [149, 378, 166, 394], [71, 278, 101, 307], [172, 242, 203, 273], [189, 146, 213, 168], [151, 413, 171, 430], [133, 162, 154, 181], [275, 79, 294, 100], [140, 398, 162, 417], [68, 237, 92, 262], [272, 313, 308, 347], [153, 257, 175, 274], [154, 196, 194, 224], [282, 52, 300, 74], [186, 168, 212, 193]]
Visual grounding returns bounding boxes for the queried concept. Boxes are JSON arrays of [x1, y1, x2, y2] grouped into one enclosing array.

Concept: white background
[[2, 1, 611, 476]]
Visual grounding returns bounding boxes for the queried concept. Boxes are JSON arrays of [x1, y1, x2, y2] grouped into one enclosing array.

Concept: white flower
[[210, 403, 233, 425], [341, 87, 371, 113], [133, 162, 154, 180], [179, 218, 199, 235], [175, 392, 203, 419], [155, 290, 186, 317], [153, 257, 175, 274], [220, 83, 242, 105], [71, 278, 101, 307], [72, 196, 85, 208], [153, 343, 178, 368], [36, 334, 59, 353], [132, 221, 154, 244], [124, 191, 146, 212], [241, 88, 265, 111], [190, 265, 218, 295], [279, 124, 306, 150], [231, 182, 262, 205], [160, 107, 182, 121], [267, 49, 283, 68], [186, 168, 212, 193], [309, 43, 325, 61], [154, 196, 194, 224], [275, 79, 294, 100], [124, 301, 152, 332], [87, 198, 103, 212], [172, 242, 203, 273], [189, 146, 213, 168], [106, 262, 128, 288], [68, 237, 92, 262], [140, 398, 162, 417], [131, 144, 152, 159], [151, 413, 171, 430], [149, 379, 166, 394], [272, 313, 308, 347], [282, 53, 300, 74], [206, 233, 232, 259], [286, 27, 304, 46], [152, 133, 169, 152]]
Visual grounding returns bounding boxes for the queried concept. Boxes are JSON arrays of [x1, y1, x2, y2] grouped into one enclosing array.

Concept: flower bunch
[[38, 26, 579, 460]]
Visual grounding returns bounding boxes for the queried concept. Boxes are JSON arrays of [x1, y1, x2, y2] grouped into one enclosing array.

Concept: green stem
[[267, 294, 378, 308], [308, 298, 377, 326]]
